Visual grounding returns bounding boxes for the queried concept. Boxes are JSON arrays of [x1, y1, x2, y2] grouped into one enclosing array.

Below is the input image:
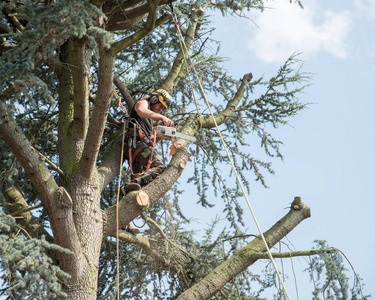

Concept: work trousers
[[124, 139, 165, 187]]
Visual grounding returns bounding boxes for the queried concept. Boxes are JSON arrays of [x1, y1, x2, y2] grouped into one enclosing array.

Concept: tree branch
[[144, 213, 194, 259], [2, 185, 53, 242], [0, 85, 15, 101], [104, 145, 191, 237], [0, 101, 57, 214], [0, 101, 81, 260], [198, 72, 253, 129], [3, 7, 24, 32], [113, 231, 168, 271], [113, 74, 135, 110], [80, 46, 114, 178], [98, 135, 124, 190], [104, 0, 173, 31], [111, 1, 170, 55], [177, 196, 311, 300], [69, 38, 90, 149], [160, 5, 208, 92], [252, 248, 337, 259], [36, 150, 64, 176]]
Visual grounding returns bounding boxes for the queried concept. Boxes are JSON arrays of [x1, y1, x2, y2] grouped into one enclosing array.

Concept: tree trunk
[[57, 174, 104, 299], [54, 38, 114, 299]]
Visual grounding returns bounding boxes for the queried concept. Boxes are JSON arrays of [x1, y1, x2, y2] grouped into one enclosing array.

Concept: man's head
[[149, 89, 172, 111]]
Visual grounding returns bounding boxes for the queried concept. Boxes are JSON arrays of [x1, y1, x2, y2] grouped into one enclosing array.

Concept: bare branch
[[80, 46, 114, 178], [252, 248, 337, 259], [69, 38, 90, 148]]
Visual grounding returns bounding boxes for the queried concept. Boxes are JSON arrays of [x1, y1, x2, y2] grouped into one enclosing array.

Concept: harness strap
[[128, 126, 157, 177]]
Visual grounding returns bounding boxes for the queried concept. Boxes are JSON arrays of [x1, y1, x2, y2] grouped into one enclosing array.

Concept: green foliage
[[0, 210, 71, 299], [0, 0, 108, 96], [1, 0, 368, 299], [305, 240, 369, 300]]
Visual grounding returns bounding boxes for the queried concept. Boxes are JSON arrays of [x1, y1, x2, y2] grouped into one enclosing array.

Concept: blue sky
[[180, 0, 375, 298]]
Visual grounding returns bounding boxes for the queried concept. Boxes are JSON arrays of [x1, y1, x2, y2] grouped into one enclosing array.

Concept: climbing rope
[[113, 116, 126, 300], [169, 3, 291, 299]]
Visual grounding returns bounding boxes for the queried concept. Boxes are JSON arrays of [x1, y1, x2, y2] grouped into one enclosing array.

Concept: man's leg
[[133, 146, 165, 187], [123, 142, 165, 192], [133, 154, 165, 187]]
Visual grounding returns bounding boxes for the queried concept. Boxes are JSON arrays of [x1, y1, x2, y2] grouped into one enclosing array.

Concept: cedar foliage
[[0, 0, 368, 299]]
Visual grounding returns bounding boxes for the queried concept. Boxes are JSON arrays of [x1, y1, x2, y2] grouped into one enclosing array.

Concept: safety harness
[[126, 119, 157, 177]]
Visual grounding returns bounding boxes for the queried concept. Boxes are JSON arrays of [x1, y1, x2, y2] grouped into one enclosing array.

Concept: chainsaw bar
[[156, 125, 196, 142]]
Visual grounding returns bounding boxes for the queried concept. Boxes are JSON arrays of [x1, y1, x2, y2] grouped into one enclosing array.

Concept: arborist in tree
[[122, 89, 174, 196]]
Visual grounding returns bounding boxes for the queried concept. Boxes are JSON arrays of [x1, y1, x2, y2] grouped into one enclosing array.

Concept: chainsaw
[[156, 125, 196, 143]]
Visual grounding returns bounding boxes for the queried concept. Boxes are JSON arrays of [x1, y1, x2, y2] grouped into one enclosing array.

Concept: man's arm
[[135, 98, 174, 126]]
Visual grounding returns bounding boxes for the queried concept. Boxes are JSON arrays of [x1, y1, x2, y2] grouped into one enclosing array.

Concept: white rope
[[115, 100, 127, 300]]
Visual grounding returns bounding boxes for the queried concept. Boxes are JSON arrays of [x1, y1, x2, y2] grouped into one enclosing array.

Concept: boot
[[120, 182, 141, 196]]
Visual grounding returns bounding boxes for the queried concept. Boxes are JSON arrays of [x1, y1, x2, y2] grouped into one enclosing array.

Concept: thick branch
[[80, 46, 114, 178], [111, 1, 170, 55], [2, 185, 53, 242], [177, 197, 311, 300], [57, 42, 76, 175], [69, 39, 90, 147], [0, 101, 57, 214], [161, 6, 208, 92], [167, 72, 252, 150], [104, 0, 172, 31], [199, 72, 253, 129], [98, 135, 123, 190], [0, 101, 80, 258], [104, 145, 191, 237]]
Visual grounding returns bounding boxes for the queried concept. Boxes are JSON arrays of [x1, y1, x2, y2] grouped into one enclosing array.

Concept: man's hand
[[161, 116, 174, 126]]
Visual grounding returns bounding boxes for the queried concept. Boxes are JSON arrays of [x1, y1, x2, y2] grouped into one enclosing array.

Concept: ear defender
[[149, 95, 159, 104], [150, 89, 172, 109]]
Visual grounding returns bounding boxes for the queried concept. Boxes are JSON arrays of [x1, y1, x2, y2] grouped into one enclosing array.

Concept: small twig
[[37, 151, 64, 176], [16, 225, 32, 240], [11, 204, 43, 217], [222, 234, 258, 243], [331, 247, 366, 299], [191, 37, 209, 59], [142, 213, 194, 259]]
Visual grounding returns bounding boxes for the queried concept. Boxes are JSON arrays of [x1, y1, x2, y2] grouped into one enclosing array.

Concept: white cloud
[[354, 0, 375, 19], [247, 1, 352, 63]]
